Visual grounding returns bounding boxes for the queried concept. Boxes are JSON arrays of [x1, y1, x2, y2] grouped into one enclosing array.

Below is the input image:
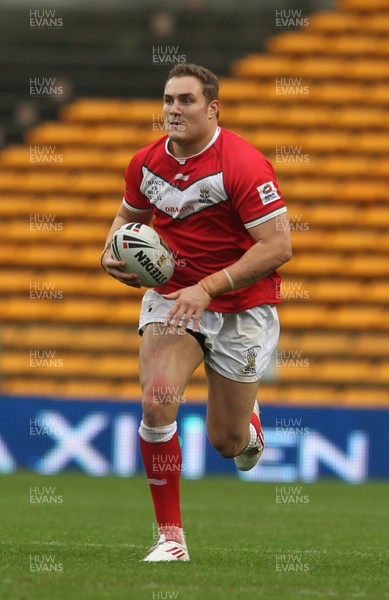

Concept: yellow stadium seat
[[347, 59, 389, 79], [1, 322, 140, 352], [318, 156, 372, 177], [329, 36, 380, 56], [357, 132, 389, 152], [369, 282, 389, 302], [301, 131, 352, 152], [220, 105, 282, 126], [60, 99, 124, 121], [298, 57, 347, 77], [278, 359, 373, 383], [339, 0, 389, 10], [267, 32, 327, 54], [364, 13, 389, 33], [330, 180, 389, 202], [26, 123, 89, 145], [314, 83, 366, 104], [336, 107, 388, 128], [347, 254, 389, 276], [306, 280, 363, 302], [308, 11, 361, 32], [365, 206, 389, 226], [279, 331, 389, 357], [282, 106, 332, 127], [60, 98, 162, 125], [331, 306, 387, 329], [277, 304, 331, 328], [218, 78, 263, 102], [260, 384, 388, 407], [324, 230, 389, 251], [117, 100, 163, 122], [232, 54, 294, 78], [376, 363, 389, 383], [26, 123, 156, 147], [282, 178, 337, 200]]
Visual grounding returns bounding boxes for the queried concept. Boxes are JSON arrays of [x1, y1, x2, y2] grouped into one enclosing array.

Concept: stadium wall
[[1, 395, 387, 483]]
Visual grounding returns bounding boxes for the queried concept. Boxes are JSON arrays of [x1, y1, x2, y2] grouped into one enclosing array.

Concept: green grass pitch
[[0, 472, 388, 600]]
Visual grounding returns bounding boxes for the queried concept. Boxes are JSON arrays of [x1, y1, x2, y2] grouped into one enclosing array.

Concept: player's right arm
[[101, 202, 152, 287]]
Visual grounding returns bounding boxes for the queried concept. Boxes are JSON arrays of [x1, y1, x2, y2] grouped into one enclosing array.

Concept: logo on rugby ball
[[111, 223, 174, 287]]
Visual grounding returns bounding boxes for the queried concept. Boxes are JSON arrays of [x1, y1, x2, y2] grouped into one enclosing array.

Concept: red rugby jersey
[[123, 127, 287, 312]]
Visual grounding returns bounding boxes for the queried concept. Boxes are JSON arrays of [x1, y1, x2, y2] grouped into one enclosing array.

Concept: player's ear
[[208, 99, 219, 119]]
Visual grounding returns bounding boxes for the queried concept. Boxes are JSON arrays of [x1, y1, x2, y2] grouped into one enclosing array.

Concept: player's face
[[163, 76, 218, 154]]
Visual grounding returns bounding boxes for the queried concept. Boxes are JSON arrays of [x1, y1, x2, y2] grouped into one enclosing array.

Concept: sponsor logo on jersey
[[165, 206, 194, 214], [257, 181, 281, 205]]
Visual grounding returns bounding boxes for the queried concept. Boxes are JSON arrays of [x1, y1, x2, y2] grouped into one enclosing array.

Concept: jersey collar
[[165, 127, 221, 165]]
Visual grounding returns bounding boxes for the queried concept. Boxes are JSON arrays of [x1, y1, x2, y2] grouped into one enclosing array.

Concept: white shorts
[[139, 290, 280, 383]]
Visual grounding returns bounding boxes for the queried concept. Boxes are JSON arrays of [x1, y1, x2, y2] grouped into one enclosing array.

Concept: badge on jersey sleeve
[[257, 181, 281, 205]]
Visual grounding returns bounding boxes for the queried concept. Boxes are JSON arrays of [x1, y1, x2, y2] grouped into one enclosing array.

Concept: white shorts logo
[[257, 181, 281, 205], [242, 346, 261, 375]]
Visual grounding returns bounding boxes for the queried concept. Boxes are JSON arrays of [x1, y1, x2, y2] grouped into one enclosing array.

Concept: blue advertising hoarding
[[0, 395, 388, 482]]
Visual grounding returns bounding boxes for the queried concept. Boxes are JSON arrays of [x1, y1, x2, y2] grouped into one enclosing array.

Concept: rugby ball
[[111, 223, 174, 287]]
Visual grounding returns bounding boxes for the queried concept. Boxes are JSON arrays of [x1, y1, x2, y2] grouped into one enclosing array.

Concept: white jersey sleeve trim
[[122, 197, 152, 212], [244, 206, 287, 229]]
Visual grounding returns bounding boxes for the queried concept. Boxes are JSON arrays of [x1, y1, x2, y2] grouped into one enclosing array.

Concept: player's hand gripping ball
[[111, 223, 174, 287]]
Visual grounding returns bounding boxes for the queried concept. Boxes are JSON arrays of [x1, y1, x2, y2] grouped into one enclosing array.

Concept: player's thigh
[[205, 364, 259, 440], [139, 323, 204, 425]]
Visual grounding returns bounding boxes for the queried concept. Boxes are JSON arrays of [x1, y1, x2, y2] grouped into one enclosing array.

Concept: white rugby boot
[[143, 534, 190, 562], [234, 401, 265, 471]]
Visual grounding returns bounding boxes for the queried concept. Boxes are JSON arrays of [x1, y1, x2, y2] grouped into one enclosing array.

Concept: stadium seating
[[1, 0, 388, 407]]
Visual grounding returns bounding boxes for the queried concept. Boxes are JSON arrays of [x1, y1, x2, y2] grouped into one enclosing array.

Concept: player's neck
[[168, 126, 218, 159]]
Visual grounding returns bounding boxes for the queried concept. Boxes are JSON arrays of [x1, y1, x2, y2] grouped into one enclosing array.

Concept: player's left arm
[[203, 211, 292, 294], [164, 212, 292, 331]]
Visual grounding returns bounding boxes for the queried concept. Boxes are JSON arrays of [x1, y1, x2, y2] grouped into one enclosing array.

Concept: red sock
[[140, 432, 182, 542], [250, 410, 261, 437]]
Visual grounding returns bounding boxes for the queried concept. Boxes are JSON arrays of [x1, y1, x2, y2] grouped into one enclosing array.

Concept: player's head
[[165, 64, 219, 116], [163, 64, 220, 151]]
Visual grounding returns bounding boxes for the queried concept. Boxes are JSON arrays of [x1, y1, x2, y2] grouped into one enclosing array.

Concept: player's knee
[[141, 379, 182, 425], [141, 387, 165, 422], [208, 431, 245, 459]]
